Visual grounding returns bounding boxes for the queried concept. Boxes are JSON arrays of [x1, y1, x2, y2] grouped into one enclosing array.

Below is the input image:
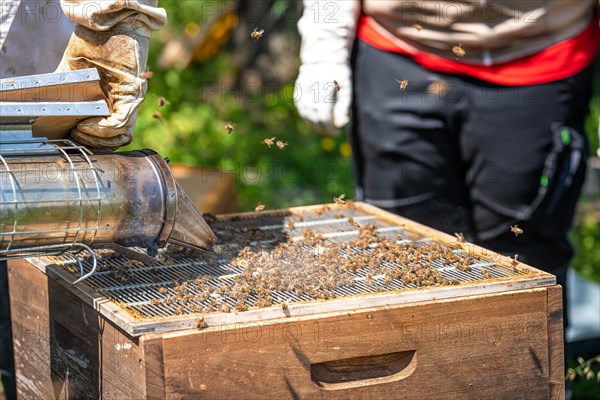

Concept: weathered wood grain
[[547, 285, 565, 400], [8, 259, 146, 399], [159, 289, 552, 399]]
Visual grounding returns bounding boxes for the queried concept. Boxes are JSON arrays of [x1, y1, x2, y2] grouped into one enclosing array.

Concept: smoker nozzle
[[169, 182, 216, 250]]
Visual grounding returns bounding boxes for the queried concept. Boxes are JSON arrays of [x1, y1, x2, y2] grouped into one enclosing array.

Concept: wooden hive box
[[7, 203, 564, 399]]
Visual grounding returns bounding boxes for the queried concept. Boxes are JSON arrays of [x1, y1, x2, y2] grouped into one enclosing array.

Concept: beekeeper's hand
[[57, 1, 167, 149], [294, 1, 359, 136]]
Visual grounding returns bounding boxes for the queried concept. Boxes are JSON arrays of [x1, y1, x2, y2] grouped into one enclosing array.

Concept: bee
[[511, 254, 519, 268], [287, 219, 296, 231], [263, 137, 276, 147], [333, 80, 341, 91], [152, 111, 163, 123], [511, 225, 523, 236], [221, 303, 231, 313], [452, 43, 466, 58], [196, 317, 205, 328], [276, 140, 288, 150], [224, 122, 235, 134], [150, 298, 160, 305], [139, 70, 154, 79], [481, 268, 492, 280], [158, 287, 168, 294], [348, 217, 360, 228], [158, 96, 169, 107], [454, 232, 465, 243], [334, 194, 346, 207], [255, 203, 266, 212], [413, 24, 423, 31], [395, 79, 409, 90], [427, 80, 450, 96], [281, 302, 289, 311], [250, 27, 264, 41], [175, 306, 184, 315]]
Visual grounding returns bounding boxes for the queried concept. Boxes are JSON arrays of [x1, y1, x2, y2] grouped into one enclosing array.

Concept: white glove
[[57, 0, 167, 149], [294, 1, 359, 135]]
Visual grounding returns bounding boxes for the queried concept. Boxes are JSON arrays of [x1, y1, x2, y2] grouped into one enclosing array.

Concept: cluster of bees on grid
[[81, 198, 528, 319]]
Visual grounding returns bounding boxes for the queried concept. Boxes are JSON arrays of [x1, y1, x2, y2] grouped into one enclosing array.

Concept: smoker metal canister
[[0, 148, 215, 256]]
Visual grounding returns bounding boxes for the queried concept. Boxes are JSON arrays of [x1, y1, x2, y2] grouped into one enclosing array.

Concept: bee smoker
[[0, 70, 216, 283]]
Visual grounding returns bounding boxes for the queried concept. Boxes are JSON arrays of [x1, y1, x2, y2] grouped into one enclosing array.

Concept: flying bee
[[334, 194, 346, 207], [510, 225, 523, 236], [452, 43, 466, 58], [454, 232, 465, 243], [395, 79, 409, 90], [152, 111, 163, 123], [413, 24, 423, 31], [158, 96, 169, 107], [276, 140, 288, 150], [263, 137, 276, 147], [333, 80, 341, 91], [224, 122, 235, 134], [348, 217, 360, 228], [251, 27, 264, 41], [255, 203, 266, 212], [139, 70, 154, 79]]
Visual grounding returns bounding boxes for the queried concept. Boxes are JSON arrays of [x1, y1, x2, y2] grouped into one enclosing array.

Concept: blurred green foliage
[[571, 214, 600, 284], [126, 0, 353, 211], [568, 355, 600, 400]]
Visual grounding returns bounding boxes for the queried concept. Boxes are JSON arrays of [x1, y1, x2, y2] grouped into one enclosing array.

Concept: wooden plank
[[142, 335, 167, 400], [8, 259, 147, 399], [7, 259, 54, 399], [160, 289, 552, 399], [547, 286, 565, 400], [39, 262, 140, 334], [26, 255, 554, 337], [123, 275, 555, 336]]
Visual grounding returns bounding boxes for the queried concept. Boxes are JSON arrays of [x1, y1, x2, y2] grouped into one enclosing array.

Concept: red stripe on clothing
[[357, 14, 600, 86]]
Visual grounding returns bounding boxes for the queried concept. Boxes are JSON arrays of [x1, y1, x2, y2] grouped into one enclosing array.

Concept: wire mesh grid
[[44, 205, 528, 320]]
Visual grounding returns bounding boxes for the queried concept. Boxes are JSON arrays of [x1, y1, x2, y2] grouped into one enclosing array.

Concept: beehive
[[8, 203, 564, 399]]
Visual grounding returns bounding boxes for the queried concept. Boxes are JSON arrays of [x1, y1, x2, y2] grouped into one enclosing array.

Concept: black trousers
[[351, 40, 594, 333], [352, 39, 593, 273]]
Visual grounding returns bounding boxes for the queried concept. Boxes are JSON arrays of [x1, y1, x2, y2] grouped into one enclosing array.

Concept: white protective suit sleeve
[[294, 1, 359, 135], [57, 0, 167, 149], [1, 1, 74, 77]]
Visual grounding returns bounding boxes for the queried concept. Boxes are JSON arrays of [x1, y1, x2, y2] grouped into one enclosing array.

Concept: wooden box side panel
[[547, 286, 565, 400], [8, 259, 146, 399], [158, 289, 554, 400]]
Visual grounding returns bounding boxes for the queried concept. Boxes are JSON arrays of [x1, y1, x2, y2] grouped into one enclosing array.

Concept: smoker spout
[[168, 182, 216, 250]]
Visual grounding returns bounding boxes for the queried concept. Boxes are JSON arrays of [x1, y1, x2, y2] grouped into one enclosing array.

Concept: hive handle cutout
[[311, 350, 417, 390]]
